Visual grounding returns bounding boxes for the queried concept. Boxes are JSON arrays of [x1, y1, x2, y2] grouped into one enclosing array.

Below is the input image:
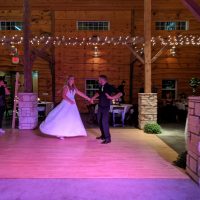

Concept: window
[[85, 79, 99, 97], [0, 21, 23, 31], [77, 21, 110, 31], [162, 80, 177, 99], [155, 21, 188, 31]]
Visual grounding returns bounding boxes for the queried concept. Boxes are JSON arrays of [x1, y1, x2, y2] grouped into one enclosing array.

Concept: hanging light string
[[151, 35, 200, 46], [0, 35, 141, 46], [1, 34, 200, 55]]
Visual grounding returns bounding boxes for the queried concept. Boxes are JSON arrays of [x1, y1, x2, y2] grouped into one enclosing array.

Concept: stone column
[[186, 96, 200, 184], [138, 93, 157, 129], [18, 93, 38, 129]]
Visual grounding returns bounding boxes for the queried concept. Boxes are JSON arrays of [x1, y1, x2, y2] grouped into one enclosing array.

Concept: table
[[38, 102, 54, 116], [175, 102, 188, 111], [95, 104, 133, 126], [95, 104, 133, 114]]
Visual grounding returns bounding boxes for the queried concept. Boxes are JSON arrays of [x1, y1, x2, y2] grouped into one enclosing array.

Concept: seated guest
[[176, 93, 187, 122], [163, 92, 174, 106], [117, 80, 126, 103], [179, 93, 187, 104], [162, 92, 177, 122]]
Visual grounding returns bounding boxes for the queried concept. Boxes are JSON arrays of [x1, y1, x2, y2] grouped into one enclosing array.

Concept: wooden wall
[[54, 11, 132, 112], [0, 0, 200, 111], [0, 10, 52, 101], [132, 1, 200, 105]]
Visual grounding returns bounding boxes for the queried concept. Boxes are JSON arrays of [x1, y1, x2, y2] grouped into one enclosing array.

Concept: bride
[[39, 75, 91, 139]]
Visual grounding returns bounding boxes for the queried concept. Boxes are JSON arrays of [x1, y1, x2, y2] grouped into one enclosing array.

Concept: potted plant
[[189, 77, 200, 94]]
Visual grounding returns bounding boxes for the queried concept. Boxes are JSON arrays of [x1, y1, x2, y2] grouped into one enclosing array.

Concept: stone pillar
[[18, 93, 38, 129], [186, 96, 200, 185], [138, 93, 157, 129]]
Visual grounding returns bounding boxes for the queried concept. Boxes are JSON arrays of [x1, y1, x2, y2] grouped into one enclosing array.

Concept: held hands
[[90, 99, 94, 104], [87, 97, 91, 102], [89, 97, 94, 104], [85, 96, 94, 104]]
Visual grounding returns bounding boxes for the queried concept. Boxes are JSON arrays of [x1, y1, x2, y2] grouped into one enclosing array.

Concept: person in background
[[162, 92, 176, 122], [163, 92, 174, 106], [117, 80, 126, 103], [0, 77, 10, 134]]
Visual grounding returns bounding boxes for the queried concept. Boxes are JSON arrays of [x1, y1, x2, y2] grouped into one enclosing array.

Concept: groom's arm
[[106, 92, 122, 100], [91, 92, 99, 103], [90, 92, 99, 104], [106, 85, 122, 100]]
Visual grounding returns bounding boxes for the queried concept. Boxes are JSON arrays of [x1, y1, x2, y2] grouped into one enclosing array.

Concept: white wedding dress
[[39, 90, 87, 137]]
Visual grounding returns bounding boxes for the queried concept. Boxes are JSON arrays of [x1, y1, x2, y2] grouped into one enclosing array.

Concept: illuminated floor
[[0, 128, 199, 200], [0, 128, 186, 179]]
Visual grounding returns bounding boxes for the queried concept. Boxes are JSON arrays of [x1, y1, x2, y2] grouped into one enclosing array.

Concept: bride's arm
[[62, 86, 75, 104], [76, 89, 91, 102]]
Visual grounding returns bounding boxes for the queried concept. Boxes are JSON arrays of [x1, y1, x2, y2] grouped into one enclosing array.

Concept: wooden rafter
[[151, 45, 167, 63], [31, 48, 54, 64], [126, 44, 144, 64]]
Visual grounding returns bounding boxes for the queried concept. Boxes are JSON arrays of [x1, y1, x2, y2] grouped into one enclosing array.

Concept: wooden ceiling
[[0, 0, 193, 11]]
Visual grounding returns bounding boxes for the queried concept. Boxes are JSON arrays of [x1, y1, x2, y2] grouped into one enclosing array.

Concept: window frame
[[85, 78, 99, 98], [161, 79, 177, 99], [77, 21, 110, 31], [155, 21, 189, 31], [0, 21, 23, 31]]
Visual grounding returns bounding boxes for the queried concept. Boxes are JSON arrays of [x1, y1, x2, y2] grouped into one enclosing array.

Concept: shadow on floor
[[157, 122, 186, 154]]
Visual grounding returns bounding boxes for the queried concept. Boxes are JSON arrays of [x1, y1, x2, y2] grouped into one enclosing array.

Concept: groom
[[91, 75, 122, 144]]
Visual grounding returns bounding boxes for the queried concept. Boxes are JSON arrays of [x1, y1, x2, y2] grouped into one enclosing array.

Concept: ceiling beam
[[0, 0, 143, 10], [181, 0, 200, 21]]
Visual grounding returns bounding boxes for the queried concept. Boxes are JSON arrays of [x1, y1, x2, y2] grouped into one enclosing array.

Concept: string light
[[93, 46, 99, 57], [0, 35, 144, 46], [0, 34, 200, 57], [170, 46, 176, 56]]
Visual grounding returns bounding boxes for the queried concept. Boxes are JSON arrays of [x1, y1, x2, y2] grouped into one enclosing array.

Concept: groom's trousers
[[97, 106, 111, 141]]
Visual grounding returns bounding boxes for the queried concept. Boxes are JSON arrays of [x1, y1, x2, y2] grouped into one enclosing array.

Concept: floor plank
[[0, 128, 188, 179]]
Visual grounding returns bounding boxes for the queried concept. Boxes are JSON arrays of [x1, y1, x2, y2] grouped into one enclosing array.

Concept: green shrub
[[189, 77, 200, 94], [144, 123, 161, 134]]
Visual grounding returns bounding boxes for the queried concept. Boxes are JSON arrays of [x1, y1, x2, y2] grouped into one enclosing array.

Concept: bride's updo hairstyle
[[66, 75, 76, 91]]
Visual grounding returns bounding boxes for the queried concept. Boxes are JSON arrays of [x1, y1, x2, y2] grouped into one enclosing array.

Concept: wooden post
[[144, 0, 152, 93], [12, 72, 20, 129], [50, 61, 56, 104], [23, 0, 32, 92], [138, 0, 157, 129], [129, 57, 137, 104], [129, 61, 134, 103], [51, 11, 56, 104]]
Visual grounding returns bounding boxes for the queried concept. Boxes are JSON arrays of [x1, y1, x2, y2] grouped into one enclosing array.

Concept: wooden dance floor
[[0, 128, 189, 179]]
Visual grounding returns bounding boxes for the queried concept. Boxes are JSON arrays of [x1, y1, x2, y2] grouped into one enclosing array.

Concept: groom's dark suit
[[97, 83, 117, 142]]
